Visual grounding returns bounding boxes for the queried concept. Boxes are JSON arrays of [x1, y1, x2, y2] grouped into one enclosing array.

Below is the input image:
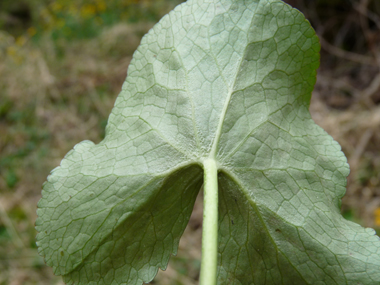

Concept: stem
[[200, 158, 218, 285]]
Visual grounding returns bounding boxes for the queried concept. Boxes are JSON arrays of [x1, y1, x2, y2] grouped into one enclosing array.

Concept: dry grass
[[0, 0, 380, 284]]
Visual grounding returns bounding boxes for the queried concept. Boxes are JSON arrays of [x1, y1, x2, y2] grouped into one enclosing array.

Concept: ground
[[0, 0, 379, 284]]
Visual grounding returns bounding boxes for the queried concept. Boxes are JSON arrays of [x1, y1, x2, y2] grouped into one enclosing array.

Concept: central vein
[[209, 89, 234, 159]]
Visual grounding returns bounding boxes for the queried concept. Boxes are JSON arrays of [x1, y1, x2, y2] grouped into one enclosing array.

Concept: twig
[[362, 72, 380, 99], [349, 128, 373, 173], [354, 0, 380, 30], [356, 0, 380, 65], [317, 74, 360, 93], [319, 37, 377, 66]]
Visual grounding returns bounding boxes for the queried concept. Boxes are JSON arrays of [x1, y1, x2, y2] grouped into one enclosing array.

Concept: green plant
[[36, 0, 380, 284], [32, 0, 184, 40]]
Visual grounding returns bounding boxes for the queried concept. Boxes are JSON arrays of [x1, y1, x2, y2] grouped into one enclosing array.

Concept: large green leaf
[[36, 0, 380, 284]]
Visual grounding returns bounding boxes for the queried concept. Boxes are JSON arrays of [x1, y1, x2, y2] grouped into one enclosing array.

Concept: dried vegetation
[[0, 0, 379, 284]]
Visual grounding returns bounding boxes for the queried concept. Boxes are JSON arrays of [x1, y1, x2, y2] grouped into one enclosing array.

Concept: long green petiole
[[200, 158, 219, 285]]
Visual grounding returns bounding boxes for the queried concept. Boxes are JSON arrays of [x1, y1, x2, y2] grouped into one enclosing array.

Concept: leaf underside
[[36, 0, 380, 284]]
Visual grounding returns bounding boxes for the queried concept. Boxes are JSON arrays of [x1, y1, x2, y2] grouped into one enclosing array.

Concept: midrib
[[208, 43, 249, 160], [208, 1, 258, 160], [209, 88, 234, 159]]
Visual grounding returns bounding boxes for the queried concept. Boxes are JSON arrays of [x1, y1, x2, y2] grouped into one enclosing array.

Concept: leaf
[[36, 0, 380, 284]]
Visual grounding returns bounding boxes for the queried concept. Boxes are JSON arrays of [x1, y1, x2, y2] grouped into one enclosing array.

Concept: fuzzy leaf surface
[[36, 0, 380, 284]]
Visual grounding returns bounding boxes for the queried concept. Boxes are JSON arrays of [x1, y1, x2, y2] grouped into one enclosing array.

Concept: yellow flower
[[375, 208, 380, 226], [81, 4, 97, 18], [27, 27, 37, 37], [15, 36, 27, 46], [96, 0, 107, 12], [6, 46, 23, 64], [6, 46, 17, 57], [51, 2, 63, 12]]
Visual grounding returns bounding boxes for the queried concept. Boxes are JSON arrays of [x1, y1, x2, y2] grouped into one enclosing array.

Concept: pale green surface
[[36, 0, 380, 284], [200, 158, 218, 285]]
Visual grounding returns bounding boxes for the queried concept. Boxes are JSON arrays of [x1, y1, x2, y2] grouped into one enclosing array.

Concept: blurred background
[[0, 0, 379, 284]]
